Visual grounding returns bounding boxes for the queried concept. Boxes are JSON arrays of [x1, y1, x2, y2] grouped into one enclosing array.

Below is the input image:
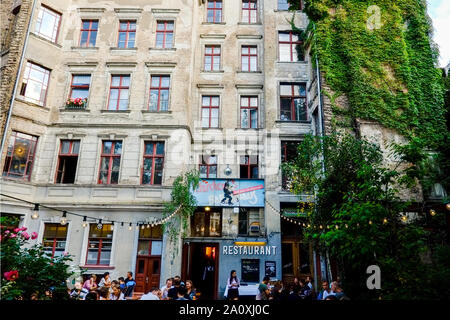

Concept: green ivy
[[289, 0, 447, 150]]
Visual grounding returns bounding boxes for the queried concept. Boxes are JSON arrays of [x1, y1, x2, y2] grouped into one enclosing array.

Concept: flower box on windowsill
[[65, 98, 88, 110]]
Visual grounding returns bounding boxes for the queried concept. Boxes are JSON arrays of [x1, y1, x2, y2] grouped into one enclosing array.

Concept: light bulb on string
[[429, 209, 436, 216], [31, 203, 39, 219], [383, 218, 388, 224], [369, 220, 372, 225], [121, 222, 124, 228], [60, 211, 67, 225], [111, 222, 114, 231], [141, 224, 145, 230], [446, 203, 450, 211], [401, 215, 408, 222], [97, 219, 103, 230], [128, 223, 132, 231], [82, 216, 88, 228]]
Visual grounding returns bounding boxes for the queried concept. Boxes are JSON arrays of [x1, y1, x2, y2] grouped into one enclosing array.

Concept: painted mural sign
[[192, 179, 265, 207]]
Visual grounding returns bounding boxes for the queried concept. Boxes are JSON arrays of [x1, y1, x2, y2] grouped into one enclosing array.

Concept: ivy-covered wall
[[290, 0, 447, 150]]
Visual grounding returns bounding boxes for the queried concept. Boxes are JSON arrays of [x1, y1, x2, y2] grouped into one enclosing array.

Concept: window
[[280, 83, 307, 121], [107, 75, 130, 110], [137, 225, 163, 256], [242, 0, 257, 23], [278, 0, 289, 11], [204, 45, 221, 71], [86, 224, 113, 265], [207, 0, 222, 23], [98, 141, 122, 184], [20, 61, 50, 106], [199, 155, 217, 178], [238, 208, 261, 236], [201, 96, 220, 128], [279, 31, 303, 62], [117, 20, 136, 48], [142, 142, 165, 185], [42, 223, 68, 258], [155, 21, 174, 48], [55, 140, 80, 184], [69, 75, 91, 100], [241, 46, 258, 72], [240, 96, 258, 128], [148, 75, 170, 111], [240, 155, 258, 179], [238, 208, 249, 236], [242, 259, 260, 283], [281, 141, 301, 189], [79, 20, 98, 47], [2, 131, 38, 181], [35, 5, 61, 43], [191, 210, 222, 237]]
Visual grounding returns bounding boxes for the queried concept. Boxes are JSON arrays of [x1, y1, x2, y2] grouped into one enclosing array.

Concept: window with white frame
[[35, 5, 61, 43], [242, 0, 258, 23], [20, 61, 50, 106], [86, 224, 113, 265], [201, 96, 220, 128], [42, 223, 68, 258]]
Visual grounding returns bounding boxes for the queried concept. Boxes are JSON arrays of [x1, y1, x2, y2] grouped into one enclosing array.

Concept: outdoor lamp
[[82, 216, 88, 228], [97, 219, 103, 230], [31, 203, 39, 219], [224, 165, 232, 176], [60, 211, 67, 225]]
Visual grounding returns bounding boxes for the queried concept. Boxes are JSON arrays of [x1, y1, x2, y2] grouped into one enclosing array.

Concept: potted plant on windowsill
[[65, 97, 87, 109]]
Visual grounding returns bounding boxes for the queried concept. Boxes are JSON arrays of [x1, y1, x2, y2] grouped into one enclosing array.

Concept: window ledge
[[80, 265, 115, 270], [200, 127, 223, 130], [237, 22, 262, 25], [59, 107, 90, 112], [141, 110, 172, 114], [277, 60, 308, 64], [276, 120, 311, 124], [100, 109, 131, 113], [30, 32, 62, 48], [236, 70, 263, 74], [15, 97, 50, 111], [273, 10, 303, 13], [71, 46, 99, 50], [202, 22, 226, 25], [110, 47, 137, 51], [149, 47, 177, 51], [201, 70, 225, 73]]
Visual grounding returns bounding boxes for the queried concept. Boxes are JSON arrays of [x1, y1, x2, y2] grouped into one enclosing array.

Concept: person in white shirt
[[110, 285, 125, 300], [140, 287, 161, 300], [160, 278, 173, 300], [226, 270, 240, 300]]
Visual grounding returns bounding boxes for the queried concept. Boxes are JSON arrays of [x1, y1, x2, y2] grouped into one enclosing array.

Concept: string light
[[401, 215, 408, 222], [369, 220, 372, 225], [31, 203, 39, 219], [60, 211, 67, 225], [121, 222, 124, 227], [97, 219, 103, 230], [429, 209, 436, 216], [383, 218, 388, 224], [111, 222, 114, 231], [82, 216, 88, 228], [128, 223, 132, 231], [446, 203, 450, 211]]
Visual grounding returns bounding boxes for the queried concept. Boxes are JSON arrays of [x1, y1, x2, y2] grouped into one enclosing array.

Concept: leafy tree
[[1, 216, 75, 300], [283, 133, 450, 299]]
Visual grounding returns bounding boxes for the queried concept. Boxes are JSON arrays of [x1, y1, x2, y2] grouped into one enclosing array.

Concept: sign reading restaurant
[[223, 245, 277, 256], [191, 179, 265, 207]]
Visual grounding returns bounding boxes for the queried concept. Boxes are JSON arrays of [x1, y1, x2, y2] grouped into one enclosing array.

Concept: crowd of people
[[68, 270, 348, 301]]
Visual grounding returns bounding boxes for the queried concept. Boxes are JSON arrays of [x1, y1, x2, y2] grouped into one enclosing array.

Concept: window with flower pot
[[148, 75, 170, 111], [98, 141, 122, 184], [2, 131, 38, 181], [240, 155, 258, 178], [79, 20, 98, 47], [55, 140, 80, 184], [137, 225, 163, 256], [279, 83, 307, 121], [107, 75, 130, 110], [155, 21, 174, 48], [241, 45, 258, 72], [20, 61, 50, 106], [142, 141, 164, 185], [207, 0, 222, 23], [34, 5, 61, 43], [199, 155, 217, 178], [242, 0, 258, 23], [86, 224, 113, 266], [201, 96, 220, 128], [43, 223, 68, 258], [66, 74, 90, 109], [240, 96, 258, 128], [117, 20, 136, 48]]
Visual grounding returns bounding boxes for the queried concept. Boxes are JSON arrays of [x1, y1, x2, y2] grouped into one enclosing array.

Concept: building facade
[[0, 0, 324, 299]]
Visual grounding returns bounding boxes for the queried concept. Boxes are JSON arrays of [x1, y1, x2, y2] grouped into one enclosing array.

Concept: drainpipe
[[0, 0, 38, 156]]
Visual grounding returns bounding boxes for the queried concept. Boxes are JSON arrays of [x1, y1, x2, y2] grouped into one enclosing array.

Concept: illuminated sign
[[192, 179, 265, 207]]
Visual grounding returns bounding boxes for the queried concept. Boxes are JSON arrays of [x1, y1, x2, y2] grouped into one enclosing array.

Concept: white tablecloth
[[224, 284, 259, 297]]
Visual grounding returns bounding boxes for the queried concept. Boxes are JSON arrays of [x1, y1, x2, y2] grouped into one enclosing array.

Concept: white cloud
[[428, 0, 450, 67]]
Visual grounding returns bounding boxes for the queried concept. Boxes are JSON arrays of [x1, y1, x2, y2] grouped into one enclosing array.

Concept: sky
[[427, 0, 450, 68]]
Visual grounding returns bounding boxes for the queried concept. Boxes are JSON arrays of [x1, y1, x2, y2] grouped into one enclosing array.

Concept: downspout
[[0, 0, 38, 155]]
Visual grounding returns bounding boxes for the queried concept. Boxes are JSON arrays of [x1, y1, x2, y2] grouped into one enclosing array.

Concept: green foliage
[[1, 216, 75, 300], [283, 133, 450, 299], [162, 170, 200, 261]]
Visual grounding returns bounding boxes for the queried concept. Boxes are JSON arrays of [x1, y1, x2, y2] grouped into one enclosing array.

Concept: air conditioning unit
[[249, 222, 260, 234]]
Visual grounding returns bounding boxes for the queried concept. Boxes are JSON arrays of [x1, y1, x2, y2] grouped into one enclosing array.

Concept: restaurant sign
[[191, 179, 265, 207]]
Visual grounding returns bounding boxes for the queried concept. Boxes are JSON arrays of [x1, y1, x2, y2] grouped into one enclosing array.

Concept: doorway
[[135, 257, 161, 293], [182, 242, 219, 300]]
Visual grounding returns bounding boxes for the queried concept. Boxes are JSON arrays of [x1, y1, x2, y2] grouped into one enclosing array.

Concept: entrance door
[[282, 241, 312, 283], [135, 257, 161, 293], [182, 243, 219, 300]]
